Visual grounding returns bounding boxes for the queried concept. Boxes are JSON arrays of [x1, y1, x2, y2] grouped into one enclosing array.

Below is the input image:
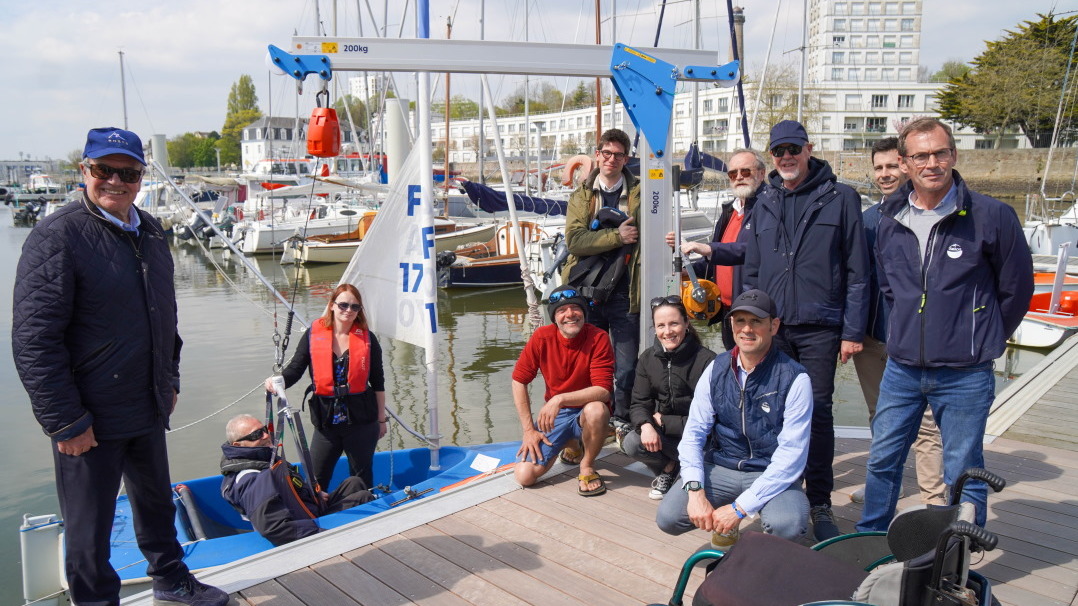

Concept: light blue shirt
[[678, 354, 813, 516], [97, 203, 141, 234]]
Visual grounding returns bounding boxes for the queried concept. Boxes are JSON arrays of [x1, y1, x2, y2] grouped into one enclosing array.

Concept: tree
[[497, 81, 565, 114], [218, 75, 263, 165], [333, 94, 368, 132], [434, 94, 480, 120], [930, 60, 972, 83], [567, 81, 597, 108], [746, 60, 821, 138], [935, 13, 1077, 148]]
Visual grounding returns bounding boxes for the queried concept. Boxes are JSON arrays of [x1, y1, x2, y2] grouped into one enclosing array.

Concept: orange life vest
[[309, 322, 370, 397]]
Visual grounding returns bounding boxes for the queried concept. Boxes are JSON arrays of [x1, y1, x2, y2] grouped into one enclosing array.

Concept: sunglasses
[[86, 162, 144, 184], [650, 295, 684, 310], [770, 144, 803, 158], [236, 425, 269, 443], [597, 148, 628, 161], [548, 289, 581, 303], [727, 168, 755, 180], [335, 301, 362, 313]]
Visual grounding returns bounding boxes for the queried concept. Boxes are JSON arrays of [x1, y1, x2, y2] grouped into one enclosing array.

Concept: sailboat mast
[[118, 51, 129, 130], [444, 16, 452, 201]]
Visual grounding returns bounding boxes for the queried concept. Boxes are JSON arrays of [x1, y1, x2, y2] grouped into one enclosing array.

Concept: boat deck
[[123, 336, 1078, 606]]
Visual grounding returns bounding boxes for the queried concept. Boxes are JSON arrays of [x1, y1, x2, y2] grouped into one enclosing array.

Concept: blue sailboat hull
[[108, 441, 521, 580]]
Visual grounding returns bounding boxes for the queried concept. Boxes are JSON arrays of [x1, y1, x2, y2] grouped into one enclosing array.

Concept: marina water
[[0, 204, 1044, 604]]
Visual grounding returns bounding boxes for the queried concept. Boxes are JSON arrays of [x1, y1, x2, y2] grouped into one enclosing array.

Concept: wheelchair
[[652, 468, 1006, 606]]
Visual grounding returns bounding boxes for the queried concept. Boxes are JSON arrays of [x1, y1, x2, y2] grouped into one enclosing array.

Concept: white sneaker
[[850, 487, 865, 503]]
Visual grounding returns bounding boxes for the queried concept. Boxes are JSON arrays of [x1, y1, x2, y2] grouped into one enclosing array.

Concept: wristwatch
[[683, 481, 703, 492]]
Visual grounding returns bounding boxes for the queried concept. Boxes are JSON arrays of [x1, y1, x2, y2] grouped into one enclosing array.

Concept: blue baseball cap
[[83, 127, 146, 165], [768, 120, 809, 150]]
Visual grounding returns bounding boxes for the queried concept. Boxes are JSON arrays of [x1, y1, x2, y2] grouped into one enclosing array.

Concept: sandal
[[559, 444, 584, 465], [577, 472, 607, 497]]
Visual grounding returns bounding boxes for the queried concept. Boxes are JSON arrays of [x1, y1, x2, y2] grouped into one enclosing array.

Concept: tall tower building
[[807, 0, 922, 84]]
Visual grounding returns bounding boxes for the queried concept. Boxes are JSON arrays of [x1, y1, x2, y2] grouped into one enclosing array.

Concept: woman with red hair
[[266, 283, 386, 491]]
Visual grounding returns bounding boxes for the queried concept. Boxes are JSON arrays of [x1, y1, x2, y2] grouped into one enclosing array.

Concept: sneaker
[[711, 525, 740, 549], [850, 487, 865, 504], [153, 574, 229, 606], [610, 417, 632, 453], [810, 505, 841, 542], [648, 469, 677, 500]]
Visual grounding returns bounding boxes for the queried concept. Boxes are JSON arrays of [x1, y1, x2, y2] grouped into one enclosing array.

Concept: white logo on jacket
[[947, 243, 963, 259]]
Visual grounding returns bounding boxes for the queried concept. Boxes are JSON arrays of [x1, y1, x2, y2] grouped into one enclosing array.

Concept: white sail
[[339, 147, 438, 349]]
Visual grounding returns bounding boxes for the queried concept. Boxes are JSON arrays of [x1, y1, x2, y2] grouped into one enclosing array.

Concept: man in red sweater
[[512, 285, 615, 496]]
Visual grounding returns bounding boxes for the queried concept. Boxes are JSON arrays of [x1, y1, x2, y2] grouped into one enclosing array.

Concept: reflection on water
[[0, 205, 1048, 604]]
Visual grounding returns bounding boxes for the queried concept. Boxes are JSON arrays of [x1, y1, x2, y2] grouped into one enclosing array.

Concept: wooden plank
[[341, 544, 473, 606], [309, 556, 411, 606], [374, 533, 534, 606], [990, 582, 1071, 606], [399, 524, 584, 605], [276, 567, 361, 605], [975, 560, 1078, 603], [976, 547, 1078, 588], [429, 514, 636, 606], [236, 579, 306, 606]]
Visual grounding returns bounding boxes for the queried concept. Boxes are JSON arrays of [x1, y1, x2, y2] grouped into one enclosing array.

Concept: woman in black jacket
[[623, 296, 717, 500], [265, 284, 386, 491]]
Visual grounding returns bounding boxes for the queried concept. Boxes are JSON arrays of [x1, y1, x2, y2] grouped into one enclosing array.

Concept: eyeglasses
[[548, 289, 580, 303], [650, 295, 684, 310], [770, 144, 803, 158], [727, 168, 755, 180], [597, 148, 628, 161], [85, 162, 144, 184], [236, 425, 269, 443], [904, 148, 954, 168], [335, 301, 362, 313]]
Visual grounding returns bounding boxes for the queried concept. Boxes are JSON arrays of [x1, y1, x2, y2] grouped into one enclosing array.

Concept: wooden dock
[[123, 336, 1078, 606]]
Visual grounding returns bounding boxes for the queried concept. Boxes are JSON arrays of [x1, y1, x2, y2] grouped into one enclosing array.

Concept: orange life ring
[[562, 154, 595, 187]]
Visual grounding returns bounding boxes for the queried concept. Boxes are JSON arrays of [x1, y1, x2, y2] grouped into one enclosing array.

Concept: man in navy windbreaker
[[743, 120, 869, 541], [857, 118, 1033, 531]]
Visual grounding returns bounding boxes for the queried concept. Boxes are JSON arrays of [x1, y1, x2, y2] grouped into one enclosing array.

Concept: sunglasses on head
[[548, 289, 581, 303], [335, 301, 362, 313], [236, 425, 269, 443], [770, 144, 803, 158], [650, 295, 684, 310], [727, 168, 755, 180], [86, 162, 144, 184]]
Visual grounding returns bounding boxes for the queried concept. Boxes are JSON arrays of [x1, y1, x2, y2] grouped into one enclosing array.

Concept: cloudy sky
[[1, 0, 1074, 163]]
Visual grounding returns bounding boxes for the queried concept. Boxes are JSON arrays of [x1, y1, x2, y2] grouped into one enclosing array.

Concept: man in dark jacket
[[743, 120, 869, 541], [857, 118, 1033, 531], [667, 148, 767, 350], [220, 414, 375, 546], [11, 127, 227, 605]]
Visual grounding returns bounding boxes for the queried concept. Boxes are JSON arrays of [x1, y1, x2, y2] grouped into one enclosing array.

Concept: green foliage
[[497, 81, 566, 114], [333, 94, 368, 131], [930, 60, 972, 83], [434, 94, 480, 120], [167, 133, 222, 169], [935, 13, 1077, 148], [219, 75, 263, 165]]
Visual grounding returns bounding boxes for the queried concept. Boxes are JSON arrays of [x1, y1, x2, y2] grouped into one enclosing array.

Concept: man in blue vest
[[656, 289, 811, 544]]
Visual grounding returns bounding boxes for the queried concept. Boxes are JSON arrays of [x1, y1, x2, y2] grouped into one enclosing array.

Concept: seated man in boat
[[220, 414, 376, 546], [512, 286, 614, 496], [656, 290, 812, 545]]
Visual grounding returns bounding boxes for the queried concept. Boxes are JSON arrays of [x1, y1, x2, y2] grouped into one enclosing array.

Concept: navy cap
[[83, 127, 146, 165], [727, 289, 778, 319], [768, 120, 809, 150]]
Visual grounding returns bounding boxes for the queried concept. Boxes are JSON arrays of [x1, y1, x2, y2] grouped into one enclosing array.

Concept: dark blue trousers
[[585, 289, 639, 421], [53, 427, 188, 606], [773, 323, 842, 508]]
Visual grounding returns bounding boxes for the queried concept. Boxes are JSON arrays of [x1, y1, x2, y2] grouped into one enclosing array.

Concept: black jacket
[[692, 187, 760, 329], [220, 444, 321, 546], [743, 157, 869, 341], [12, 197, 181, 441], [629, 333, 717, 439]]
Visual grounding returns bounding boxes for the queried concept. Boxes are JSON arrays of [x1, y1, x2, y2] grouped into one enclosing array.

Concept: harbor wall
[[457, 148, 1078, 200]]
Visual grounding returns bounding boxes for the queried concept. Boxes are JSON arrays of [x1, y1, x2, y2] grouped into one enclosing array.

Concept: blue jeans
[[656, 464, 809, 542], [857, 360, 994, 531], [522, 407, 584, 466], [773, 323, 841, 508], [587, 289, 639, 421]]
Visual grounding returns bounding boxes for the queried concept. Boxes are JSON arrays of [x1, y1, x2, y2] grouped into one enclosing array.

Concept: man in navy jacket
[[743, 120, 869, 541], [857, 118, 1033, 531], [12, 127, 227, 605]]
